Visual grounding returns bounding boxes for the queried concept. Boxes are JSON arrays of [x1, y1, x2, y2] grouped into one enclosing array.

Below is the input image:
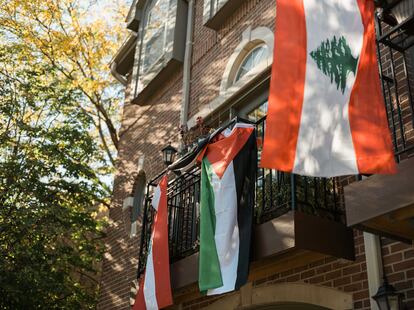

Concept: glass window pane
[[247, 101, 268, 122], [235, 45, 268, 82], [132, 175, 146, 221], [143, 29, 164, 71], [142, 0, 169, 73]]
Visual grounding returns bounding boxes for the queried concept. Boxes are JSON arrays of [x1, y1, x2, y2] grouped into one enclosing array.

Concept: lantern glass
[[161, 144, 177, 166], [373, 279, 402, 310], [388, 295, 401, 310], [375, 297, 389, 310], [374, 295, 401, 310]]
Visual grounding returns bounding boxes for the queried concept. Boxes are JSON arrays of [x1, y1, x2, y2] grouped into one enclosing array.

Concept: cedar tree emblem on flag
[[261, 0, 396, 177], [310, 35, 359, 94]]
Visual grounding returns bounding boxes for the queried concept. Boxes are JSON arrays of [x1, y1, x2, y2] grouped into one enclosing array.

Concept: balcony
[[344, 5, 414, 242], [137, 117, 354, 291]]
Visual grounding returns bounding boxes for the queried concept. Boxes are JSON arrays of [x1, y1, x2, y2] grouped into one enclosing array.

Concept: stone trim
[[220, 26, 274, 94], [187, 26, 273, 128], [201, 283, 353, 310], [363, 232, 382, 310]]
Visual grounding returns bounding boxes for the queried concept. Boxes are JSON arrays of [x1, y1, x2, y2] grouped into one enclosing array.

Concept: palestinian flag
[[261, 0, 396, 177], [133, 176, 173, 310], [198, 123, 256, 296]]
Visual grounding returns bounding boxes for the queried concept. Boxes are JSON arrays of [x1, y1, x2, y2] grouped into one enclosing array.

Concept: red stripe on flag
[[204, 127, 254, 179], [132, 276, 146, 310], [260, 0, 307, 171], [152, 175, 173, 308], [349, 0, 397, 174]]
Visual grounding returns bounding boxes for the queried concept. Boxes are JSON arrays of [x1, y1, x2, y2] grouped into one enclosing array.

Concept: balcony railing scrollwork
[[137, 117, 345, 277], [136, 5, 414, 277], [375, 2, 414, 161]]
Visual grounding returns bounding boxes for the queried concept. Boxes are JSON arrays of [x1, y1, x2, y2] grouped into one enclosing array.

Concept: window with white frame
[[131, 0, 187, 104], [234, 44, 269, 84], [141, 0, 169, 74], [218, 27, 273, 96], [187, 27, 273, 130]]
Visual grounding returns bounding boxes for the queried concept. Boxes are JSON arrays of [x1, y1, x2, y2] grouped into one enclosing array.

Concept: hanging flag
[[261, 0, 396, 177], [198, 123, 256, 296], [133, 175, 172, 310]]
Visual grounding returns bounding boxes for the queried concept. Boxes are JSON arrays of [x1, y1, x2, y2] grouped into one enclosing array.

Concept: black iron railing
[[137, 118, 344, 276], [254, 118, 344, 225], [138, 165, 201, 275], [137, 10, 414, 276], [375, 4, 414, 161]]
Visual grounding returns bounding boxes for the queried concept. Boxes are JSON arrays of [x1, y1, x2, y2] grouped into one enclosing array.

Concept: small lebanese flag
[[261, 0, 396, 177], [133, 175, 172, 310]]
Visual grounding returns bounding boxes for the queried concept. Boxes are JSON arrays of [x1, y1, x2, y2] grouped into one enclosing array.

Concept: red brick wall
[[189, 0, 275, 118], [179, 231, 414, 310], [98, 0, 279, 306], [378, 24, 414, 160], [98, 68, 183, 309], [179, 230, 370, 309], [98, 0, 414, 309], [381, 237, 414, 309]]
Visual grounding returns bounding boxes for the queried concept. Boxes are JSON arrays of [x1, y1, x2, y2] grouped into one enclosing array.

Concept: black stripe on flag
[[232, 130, 256, 289]]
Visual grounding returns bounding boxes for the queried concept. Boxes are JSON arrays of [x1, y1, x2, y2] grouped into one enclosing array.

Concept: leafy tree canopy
[[0, 0, 128, 166], [0, 41, 108, 309], [0, 0, 129, 307]]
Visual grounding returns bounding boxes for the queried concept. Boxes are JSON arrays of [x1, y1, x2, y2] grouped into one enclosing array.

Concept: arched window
[[132, 174, 146, 220], [219, 27, 274, 95], [234, 44, 269, 83], [130, 173, 146, 237], [187, 27, 274, 131]]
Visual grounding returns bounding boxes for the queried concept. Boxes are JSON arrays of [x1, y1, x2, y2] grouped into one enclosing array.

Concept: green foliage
[[0, 0, 128, 167], [0, 43, 108, 309], [310, 35, 359, 94]]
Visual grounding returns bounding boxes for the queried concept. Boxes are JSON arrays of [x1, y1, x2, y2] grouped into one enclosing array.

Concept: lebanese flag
[[133, 175, 173, 310], [197, 123, 256, 295], [261, 0, 396, 177]]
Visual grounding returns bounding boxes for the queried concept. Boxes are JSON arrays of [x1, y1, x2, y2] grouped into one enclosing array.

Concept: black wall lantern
[[161, 143, 177, 166], [373, 276, 404, 310]]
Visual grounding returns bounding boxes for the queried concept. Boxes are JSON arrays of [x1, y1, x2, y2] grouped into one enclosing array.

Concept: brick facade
[[174, 232, 414, 310], [97, 0, 414, 309], [98, 68, 183, 309], [189, 0, 274, 118]]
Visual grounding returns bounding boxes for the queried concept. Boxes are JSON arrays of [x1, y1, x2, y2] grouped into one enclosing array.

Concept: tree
[[0, 1, 129, 306], [310, 35, 359, 94], [0, 0, 128, 166], [0, 43, 107, 309]]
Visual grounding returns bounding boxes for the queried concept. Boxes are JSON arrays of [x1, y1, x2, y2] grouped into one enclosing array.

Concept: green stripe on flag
[[199, 158, 222, 293]]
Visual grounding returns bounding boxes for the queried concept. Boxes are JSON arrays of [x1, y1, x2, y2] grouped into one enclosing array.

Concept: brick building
[[98, 0, 414, 309]]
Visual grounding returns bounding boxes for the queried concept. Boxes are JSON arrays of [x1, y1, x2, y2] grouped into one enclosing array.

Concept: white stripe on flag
[[143, 236, 158, 310], [151, 185, 161, 211], [207, 162, 239, 296], [293, 0, 363, 176]]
